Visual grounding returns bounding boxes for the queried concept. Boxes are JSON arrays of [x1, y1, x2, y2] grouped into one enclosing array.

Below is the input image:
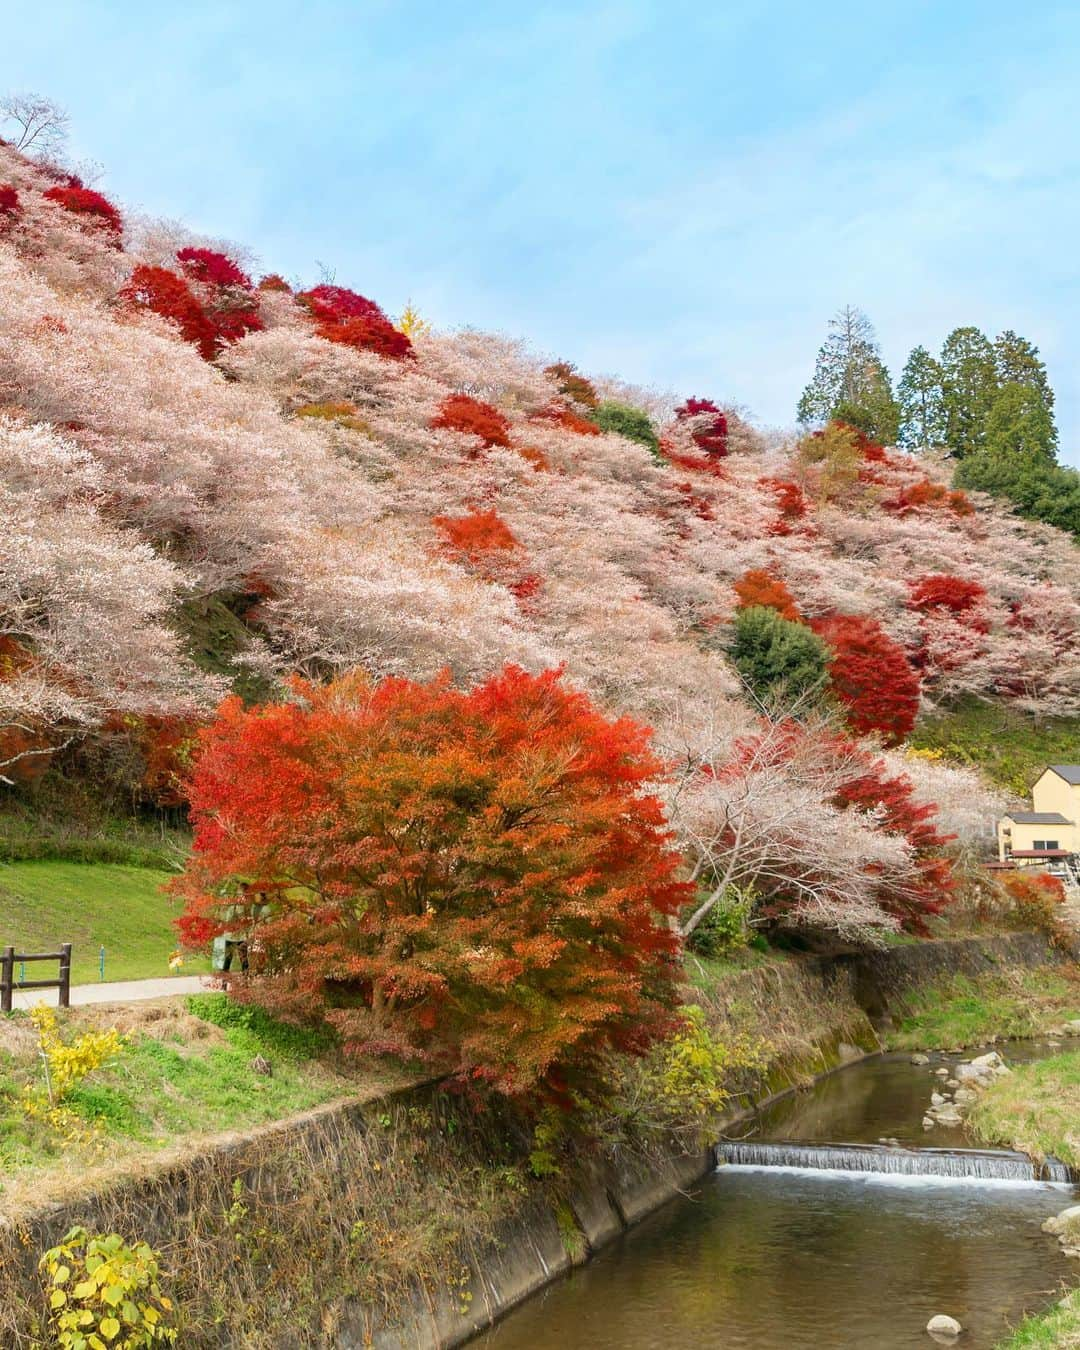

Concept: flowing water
[[480, 1044, 1079, 1349]]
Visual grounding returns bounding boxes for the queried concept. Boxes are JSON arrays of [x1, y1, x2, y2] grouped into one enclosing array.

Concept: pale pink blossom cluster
[[1, 138, 1076, 934]]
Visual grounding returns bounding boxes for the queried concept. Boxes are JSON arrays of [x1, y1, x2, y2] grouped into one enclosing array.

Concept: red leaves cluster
[[434, 509, 541, 605], [675, 397, 728, 456], [173, 666, 687, 1097], [434, 508, 519, 562], [734, 569, 801, 621], [0, 185, 20, 219], [121, 265, 217, 360], [0, 637, 52, 785], [432, 393, 512, 448], [759, 476, 808, 534], [909, 575, 987, 615], [177, 247, 253, 290], [1000, 869, 1066, 911], [121, 249, 264, 360], [545, 360, 599, 408], [810, 613, 921, 744], [298, 284, 414, 362], [833, 753, 954, 931], [883, 478, 974, 517], [43, 183, 123, 241], [529, 403, 600, 436], [998, 870, 1068, 938]]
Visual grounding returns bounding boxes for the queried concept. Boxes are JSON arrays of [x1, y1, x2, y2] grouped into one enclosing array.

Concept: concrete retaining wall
[[0, 934, 1063, 1348]]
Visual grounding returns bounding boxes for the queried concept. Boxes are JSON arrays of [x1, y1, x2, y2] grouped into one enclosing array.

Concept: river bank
[[0, 932, 1072, 1347]]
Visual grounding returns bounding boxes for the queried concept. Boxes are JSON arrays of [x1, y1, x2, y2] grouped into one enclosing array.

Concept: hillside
[[1, 139, 1078, 943]]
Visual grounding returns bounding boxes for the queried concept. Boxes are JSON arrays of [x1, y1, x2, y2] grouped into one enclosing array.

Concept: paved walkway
[[8, 975, 212, 1010]]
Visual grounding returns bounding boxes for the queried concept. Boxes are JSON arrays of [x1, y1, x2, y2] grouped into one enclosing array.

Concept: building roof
[[1002, 811, 1073, 825], [1046, 765, 1080, 785]]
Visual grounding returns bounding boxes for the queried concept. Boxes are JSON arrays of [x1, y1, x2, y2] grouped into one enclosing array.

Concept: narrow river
[[480, 1044, 1078, 1349]]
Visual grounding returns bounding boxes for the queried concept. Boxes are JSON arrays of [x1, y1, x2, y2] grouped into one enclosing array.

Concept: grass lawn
[[910, 697, 1080, 797], [0, 994, 412, 1207], [884, 967, 1080, 1051], [968, 1048, 1080, 1169], [997, 1290, 1080, 1349], [0, 860, 205, 984]]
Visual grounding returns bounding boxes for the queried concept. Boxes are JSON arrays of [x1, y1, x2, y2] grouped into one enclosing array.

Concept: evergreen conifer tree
[[797, 306, 899, 443], [897, 345, 946, 450], [939, 327, 997, 457]]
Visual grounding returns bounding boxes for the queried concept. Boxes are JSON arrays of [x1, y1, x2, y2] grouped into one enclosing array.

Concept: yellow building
[[997, 765, 1080, 870]]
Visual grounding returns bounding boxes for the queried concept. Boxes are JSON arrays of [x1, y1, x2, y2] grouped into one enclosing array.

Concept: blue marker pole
[[18, 960, 25, 985], [99, 945, 105, 981]]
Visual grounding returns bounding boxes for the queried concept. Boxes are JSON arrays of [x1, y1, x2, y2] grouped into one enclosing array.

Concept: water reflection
[[482, 1047, 1077, 1350]]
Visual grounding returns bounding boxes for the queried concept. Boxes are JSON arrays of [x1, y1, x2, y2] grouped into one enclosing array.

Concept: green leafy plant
[[39, 1226, 177, 1348], [686, 886, 756, 958], [636, 1006, 768, 1138], [588, 400, 661, 457]]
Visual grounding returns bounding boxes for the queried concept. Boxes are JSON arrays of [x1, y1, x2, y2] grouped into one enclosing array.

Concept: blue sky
[[5, 1, 1079, 463]]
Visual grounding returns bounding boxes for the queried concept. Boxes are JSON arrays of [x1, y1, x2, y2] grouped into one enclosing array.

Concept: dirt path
[[8, 975, 211, 1010]]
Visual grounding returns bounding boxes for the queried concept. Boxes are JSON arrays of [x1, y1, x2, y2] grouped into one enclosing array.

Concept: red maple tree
[[43, 183, 123, 241], [298, 284, 414, 361], [675, 397, 728, 456], [120, 265, 217, 360], [810, 613, 921, 744], [431, 393, 512, 448], [174, 667, 687, 1096], [908, 574, 987, 615], [832, 749, 955, 931]]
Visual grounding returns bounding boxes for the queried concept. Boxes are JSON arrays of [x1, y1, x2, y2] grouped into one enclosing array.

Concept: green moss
[[910, 696, 1080, 796], [173, 591, 276, 704]]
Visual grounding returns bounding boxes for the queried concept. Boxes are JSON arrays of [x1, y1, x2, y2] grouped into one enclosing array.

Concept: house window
[[1033, 840, 1059, 851]]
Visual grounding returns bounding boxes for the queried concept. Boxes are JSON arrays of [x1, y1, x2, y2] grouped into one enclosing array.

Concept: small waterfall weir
[[716, 1140, 1075, 1183]]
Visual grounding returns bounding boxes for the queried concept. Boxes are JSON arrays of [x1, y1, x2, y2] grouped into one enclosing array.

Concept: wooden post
[[58, 943, 72, 1009], [1, 946, 13, 1014]]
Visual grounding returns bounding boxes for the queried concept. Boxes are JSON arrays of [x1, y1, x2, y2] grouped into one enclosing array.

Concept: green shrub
[[0, 837, 174, 868], [588, 400, 661, 457], [728, 605, 831, 708], [186, 993, 334, 1060], [686, 887, 757, 959]]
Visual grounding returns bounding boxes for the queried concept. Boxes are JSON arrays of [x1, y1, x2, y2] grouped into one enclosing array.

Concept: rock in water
[[911, 1053, 930, 1065], [926, 1313, 962, 1338]]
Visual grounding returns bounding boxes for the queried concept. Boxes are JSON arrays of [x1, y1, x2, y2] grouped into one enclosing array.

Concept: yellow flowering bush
[[29, 1006, 127, 1104]]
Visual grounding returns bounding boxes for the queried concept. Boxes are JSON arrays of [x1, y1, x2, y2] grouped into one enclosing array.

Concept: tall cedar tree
[[939, 326, 997, 457], [897, 345, 946, 450], [797, 306, 899, 443], [174, 667, 688, 1098]]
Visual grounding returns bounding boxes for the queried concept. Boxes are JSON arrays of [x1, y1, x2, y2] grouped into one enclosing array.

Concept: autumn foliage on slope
[[174, 666, 688, 1096], [810, 613, 921, 744]]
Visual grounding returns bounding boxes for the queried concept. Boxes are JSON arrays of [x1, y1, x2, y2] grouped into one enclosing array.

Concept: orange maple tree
[[174, 666, 688, 1096], [733, 569, 801, 622]]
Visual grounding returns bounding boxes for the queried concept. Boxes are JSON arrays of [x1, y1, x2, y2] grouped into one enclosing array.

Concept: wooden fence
[[0, 943, 71, 1012]]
